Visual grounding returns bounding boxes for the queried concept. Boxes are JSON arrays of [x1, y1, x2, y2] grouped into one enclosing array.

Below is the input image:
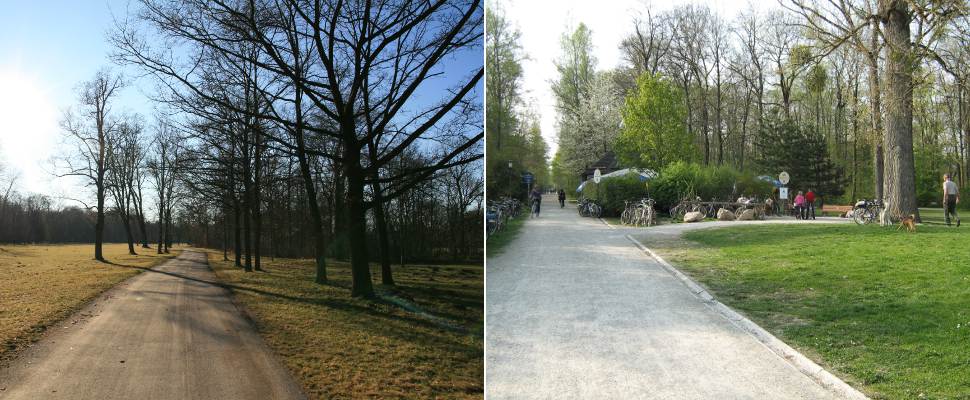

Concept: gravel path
[[486, 194, 847, 399], [0, 250, 305, 400]]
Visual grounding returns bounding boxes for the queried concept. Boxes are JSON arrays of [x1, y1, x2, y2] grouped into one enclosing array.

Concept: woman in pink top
[[794, 191, 807, 220]]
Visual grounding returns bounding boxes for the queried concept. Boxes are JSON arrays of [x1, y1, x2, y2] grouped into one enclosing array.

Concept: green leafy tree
[[552, 24, 625, 178], [614, 73, 695, 171], [485, 7, 549, 198]]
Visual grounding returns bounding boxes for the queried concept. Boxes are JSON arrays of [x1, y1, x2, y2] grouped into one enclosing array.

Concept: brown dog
[[897, 214, 916, 232]]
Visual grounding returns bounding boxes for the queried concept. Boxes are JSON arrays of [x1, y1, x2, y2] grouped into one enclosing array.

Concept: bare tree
[[112, 0, 483, 297], [55, 68, 125, 261], [148, 119, 180, 254], [106, 114, 145, 255], [621, 7, 671, 76]]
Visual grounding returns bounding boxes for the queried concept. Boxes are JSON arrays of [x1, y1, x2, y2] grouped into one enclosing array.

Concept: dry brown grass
[[205, 251, 483, 399], [0, 243, 179, 365]]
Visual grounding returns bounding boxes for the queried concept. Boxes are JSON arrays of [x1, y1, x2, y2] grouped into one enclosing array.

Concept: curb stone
[[625, 234, 869, 400]]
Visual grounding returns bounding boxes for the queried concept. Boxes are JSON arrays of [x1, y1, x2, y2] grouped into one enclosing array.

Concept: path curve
[[0, 250, 305, 400], [486, 194, 850, 399]]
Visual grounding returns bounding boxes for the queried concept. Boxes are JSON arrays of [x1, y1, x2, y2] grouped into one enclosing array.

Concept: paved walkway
[[0, 251, 305, 400], [486, 195, 846, 399]]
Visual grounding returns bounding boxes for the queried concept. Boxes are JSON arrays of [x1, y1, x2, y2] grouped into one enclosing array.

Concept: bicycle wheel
[[852, 208, 867, 225], [694, 205, 709, 218], [670, 205, 684, 220], [864, 208, 878, 225]]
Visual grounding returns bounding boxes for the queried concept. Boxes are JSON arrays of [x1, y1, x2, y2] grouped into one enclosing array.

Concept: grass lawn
[[486, 214, 526, 257], [0, 243, 179, 366], [205, 252, 483, 399], [641, 224, 970, 399]]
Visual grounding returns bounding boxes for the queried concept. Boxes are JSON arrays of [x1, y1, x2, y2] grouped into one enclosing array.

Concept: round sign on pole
[[779, 171, 790, 185], [593, 168, 602, 183]]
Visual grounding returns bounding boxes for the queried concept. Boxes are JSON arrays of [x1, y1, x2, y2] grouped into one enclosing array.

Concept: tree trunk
[[164, 207, 173, 252], [136, 212, 149, 248], [867, 20, 885, 201], [332, 165, 347, 260], [122, 212, 136, 255], [223, 209, 229, 261], [253, 133, 263, 272], [880, 0, 918, 222], [344, 137, 374, 298], [368, 141, 393, 285], [291, 81, 327, 283], [95, 186, 105, 261], [233, 199, 242, 266]]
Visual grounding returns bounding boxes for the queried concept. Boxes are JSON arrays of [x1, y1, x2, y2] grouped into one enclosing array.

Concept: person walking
[[943, 174, 961, 227], [557, 189, 566, 208], [794, 191, 807, 220], [805, 189, 817, 220], [530, 187, 542, 218]]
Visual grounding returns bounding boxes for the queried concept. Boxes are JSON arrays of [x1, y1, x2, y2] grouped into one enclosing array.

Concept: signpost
[[522, 172, 534, 194], [778, 171, 790, 214], [779, 171, 790, 199]]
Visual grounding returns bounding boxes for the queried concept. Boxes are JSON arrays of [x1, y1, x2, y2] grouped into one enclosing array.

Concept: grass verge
[[486, 214, 526, 257], [205, 252, 483, 399], [641, 224, 969, 399], [0, 243, 179, 366]]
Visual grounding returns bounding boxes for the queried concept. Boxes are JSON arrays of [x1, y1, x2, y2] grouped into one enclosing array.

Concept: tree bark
[[867, 20, 885, 201], [367, 140, 393, 285], [880, 0, 918, 221], [344, 134, 374, 298]]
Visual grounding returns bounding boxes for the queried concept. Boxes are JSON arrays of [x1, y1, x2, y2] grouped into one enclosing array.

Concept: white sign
[[779, 171, 790, 185], [593, 168, 602, 184], [779, 187, 789, 200]]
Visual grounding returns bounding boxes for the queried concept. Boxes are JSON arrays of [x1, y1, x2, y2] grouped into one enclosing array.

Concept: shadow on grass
[[105, 255, 473, 337]]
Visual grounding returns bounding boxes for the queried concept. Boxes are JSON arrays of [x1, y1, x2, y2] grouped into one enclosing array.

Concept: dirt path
[[485, 194, 849, 399], [0, 250, 305, 400]]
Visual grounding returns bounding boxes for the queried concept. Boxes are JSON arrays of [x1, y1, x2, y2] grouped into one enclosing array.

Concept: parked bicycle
[[486, 197, 523, 236], [669, 196, 708, 220], [577, 197, 603, 218], [621, 198, 656, 227], [852, 199, 883, 225]]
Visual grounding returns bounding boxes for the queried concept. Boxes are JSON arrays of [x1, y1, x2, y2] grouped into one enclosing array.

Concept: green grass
[[0, 244, 179, 366], [486, 214, 526, 257], [206, 253, 482, 399], [641, 224, 970, 399]]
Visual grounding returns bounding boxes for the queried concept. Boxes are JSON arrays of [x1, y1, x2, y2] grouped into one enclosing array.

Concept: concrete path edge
[[624, 233, 869, 400]]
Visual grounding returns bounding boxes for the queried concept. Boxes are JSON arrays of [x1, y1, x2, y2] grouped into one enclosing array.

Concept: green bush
[[580, 174, 650, 217], [648, 162, 774, 212], [579, 163, 773, 217]]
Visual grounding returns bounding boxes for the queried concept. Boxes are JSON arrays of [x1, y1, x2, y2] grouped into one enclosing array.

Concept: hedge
[[580, 174, 650, 217], [581, 162, 774, 217]]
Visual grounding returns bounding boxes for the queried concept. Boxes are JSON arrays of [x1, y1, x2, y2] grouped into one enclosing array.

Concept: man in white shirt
[[943, 174, 960, 227]]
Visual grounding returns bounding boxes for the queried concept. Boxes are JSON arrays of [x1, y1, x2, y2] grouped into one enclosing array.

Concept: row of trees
[[544, 1, 968, 218], [105, 0, 484, 297], [54, 70, 178, 259], [1, 1, 485, 300], [485, 7, 550, 198]]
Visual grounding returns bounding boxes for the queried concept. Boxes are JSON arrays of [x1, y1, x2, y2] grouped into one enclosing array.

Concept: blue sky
[[0, 0, 153, 197], [0, 1, 482, 202]]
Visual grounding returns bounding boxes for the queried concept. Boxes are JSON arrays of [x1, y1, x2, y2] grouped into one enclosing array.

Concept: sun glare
[[0, 66, 58, 190]]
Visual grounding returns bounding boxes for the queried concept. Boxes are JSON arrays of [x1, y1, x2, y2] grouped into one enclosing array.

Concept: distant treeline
[[0, 193, 171, 245]]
